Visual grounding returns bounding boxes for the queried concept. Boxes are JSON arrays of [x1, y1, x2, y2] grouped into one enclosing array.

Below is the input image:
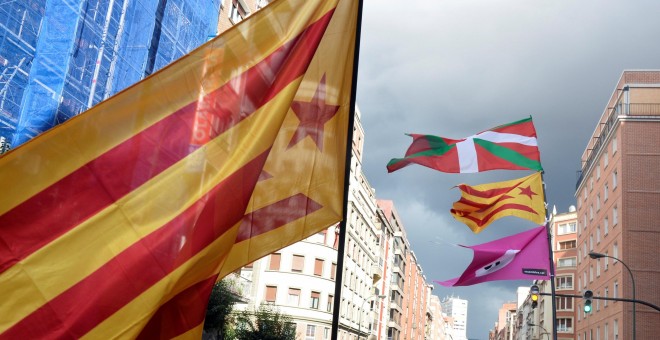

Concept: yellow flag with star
[[450, 172, 546, 233]]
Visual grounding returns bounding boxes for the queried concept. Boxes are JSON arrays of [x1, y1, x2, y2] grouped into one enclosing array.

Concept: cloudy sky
[[355, 0, 660, 338]]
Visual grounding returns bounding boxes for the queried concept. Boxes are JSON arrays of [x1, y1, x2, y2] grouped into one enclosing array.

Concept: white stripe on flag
[[456, 137, 478, 173], [475, 131, 538, 146]]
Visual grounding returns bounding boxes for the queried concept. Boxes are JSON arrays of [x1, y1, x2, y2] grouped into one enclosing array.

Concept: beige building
[[551, 208, 578, 339], [490, 302, 518, 340], [575, 70, 660, 340], [217, 0, 270, 33]]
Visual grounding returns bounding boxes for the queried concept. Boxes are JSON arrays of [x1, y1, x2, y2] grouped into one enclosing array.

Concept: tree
[[231, 304, 297, 340], [204, 279, 238, 339]]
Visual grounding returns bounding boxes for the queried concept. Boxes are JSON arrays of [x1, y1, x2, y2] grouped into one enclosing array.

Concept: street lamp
[[359, 295, 386, 340], [527, 322, 550, 340], [589, 252, 635, 340]]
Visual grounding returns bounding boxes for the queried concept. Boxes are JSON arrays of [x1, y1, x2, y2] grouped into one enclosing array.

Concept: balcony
[[576, 102, 660, 190]]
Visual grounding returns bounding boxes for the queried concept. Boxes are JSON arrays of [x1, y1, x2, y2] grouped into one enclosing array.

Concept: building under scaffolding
[[0, 0, 226, 152]]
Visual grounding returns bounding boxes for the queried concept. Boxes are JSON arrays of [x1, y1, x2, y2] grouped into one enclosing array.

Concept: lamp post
[[527, 322, 550, 340], [359, 295, 386, 340], [589, 251, 635, 340]]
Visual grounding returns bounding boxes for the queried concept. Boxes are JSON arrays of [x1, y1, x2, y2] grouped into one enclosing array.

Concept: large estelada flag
[[450, 172, 546, 234], [434, 226, 550, 287], [387, 117, 543, 173], [0, 0, 358, 338]]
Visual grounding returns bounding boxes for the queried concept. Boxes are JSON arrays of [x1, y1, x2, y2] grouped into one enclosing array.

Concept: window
[[597, 227, 601, 243], [597, 259, 601, 277], [612, 170, 618, 188], [228, 0, 247, 23], [597, 164, 601, 179], [558, 257, 577, 268], [557, 318, 573, 332], [269, 253, 281, 271], [590, 205, 594, 220], [597, 195, 601, 210], [612, 136, 617, 154], [324, 327, 330, 339], [605, 323, 609, 340], [265, 285, 277, 303], [604, 217, 609, 235], [327, 294, 334, 312], [590, 177, 594, 191], [288, 288, 301, 306], [613, 242, 619, 261], [589, 265, 593, 282], [604, 253, 609, 270], [558, 222, 577, 235], [310, 291, 320, 309], [556, 296, 573, 310], [314, 258, 324, 276], [583, 243, 587, 258], [614, 281, 619, 299], [306, 325, 316, 339], [559, 240, 577, 250], [556, 275, 574, 289], [614, 319, 619, 340], [604, 287, 609, 306], [604, 151, 609, 167], [330, 263, 337, 280], [604, 183, 609, 201], [589, 235, 593, 251], [292, 255, 304, 272], [583, 214, 587, 230], [613, 206, 618, 225]]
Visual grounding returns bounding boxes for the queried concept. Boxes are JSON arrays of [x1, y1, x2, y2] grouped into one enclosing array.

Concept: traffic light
[[584, 290, 593, 313], [530, 285, 540, 309]]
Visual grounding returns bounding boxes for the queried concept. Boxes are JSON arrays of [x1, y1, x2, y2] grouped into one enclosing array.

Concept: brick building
[[575, 70, 660, 340]]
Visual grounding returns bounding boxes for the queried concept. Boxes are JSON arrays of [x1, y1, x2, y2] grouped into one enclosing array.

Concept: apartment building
[[441, 296, 469, 340], [552, 208, 578, 339], [0, 0, 237, 151], [575, 70, 660, 340], [490, 302, 517, 340]]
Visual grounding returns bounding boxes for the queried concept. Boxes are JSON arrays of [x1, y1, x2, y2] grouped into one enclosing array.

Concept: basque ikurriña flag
[[451, 172, 546, 234], [0, 0, 358, 338], [435, 226, 550, 287], [387, 117, 543, 173]]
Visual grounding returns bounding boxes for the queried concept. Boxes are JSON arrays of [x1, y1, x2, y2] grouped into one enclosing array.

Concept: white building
[[441, 296, 468, 340], [234, 108, 387, 339]]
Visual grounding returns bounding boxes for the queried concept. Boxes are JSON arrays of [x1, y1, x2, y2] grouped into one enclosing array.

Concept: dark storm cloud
[[355, 0, 660, 338]]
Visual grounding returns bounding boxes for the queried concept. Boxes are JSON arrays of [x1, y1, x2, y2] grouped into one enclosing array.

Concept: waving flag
[[435, 226, 550, 287], [0, 0, 358, 338], [451, 172, 546, 233], [387, 117, 542, 173]]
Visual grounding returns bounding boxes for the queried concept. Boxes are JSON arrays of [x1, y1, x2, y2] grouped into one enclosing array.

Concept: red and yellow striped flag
[[450, 172, 546, 233], [0, 0, 358, 338]]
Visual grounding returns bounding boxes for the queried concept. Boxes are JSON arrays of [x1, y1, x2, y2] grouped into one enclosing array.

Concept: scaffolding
[[0, 0, 220, 152]]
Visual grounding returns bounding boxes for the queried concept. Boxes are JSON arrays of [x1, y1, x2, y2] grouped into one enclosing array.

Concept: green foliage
[[204, 279, 238, 339], [230, 304, 297, 340]]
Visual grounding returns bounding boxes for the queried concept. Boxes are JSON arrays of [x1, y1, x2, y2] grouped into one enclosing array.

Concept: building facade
[[552, 207, 578, 339], [441, 296, 468, 340], [0, 0, 230, 151], [575, 70, 660, 340]]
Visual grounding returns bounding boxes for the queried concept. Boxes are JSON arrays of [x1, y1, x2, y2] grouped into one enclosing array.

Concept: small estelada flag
[[450, 172, 546, 233], [435, 226, 550, 287], [387, 117, 543, 174]]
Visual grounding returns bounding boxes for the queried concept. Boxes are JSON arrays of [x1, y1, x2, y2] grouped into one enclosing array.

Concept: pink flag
[[435, 226, 550, 287]]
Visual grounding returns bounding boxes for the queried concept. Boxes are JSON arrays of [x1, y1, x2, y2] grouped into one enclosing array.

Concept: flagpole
[[540, 171, 558, 340], [331, 0, 363, 339]]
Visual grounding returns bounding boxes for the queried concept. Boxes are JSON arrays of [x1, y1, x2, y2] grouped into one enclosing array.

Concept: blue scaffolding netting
[[0, 0, 220, 152]]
